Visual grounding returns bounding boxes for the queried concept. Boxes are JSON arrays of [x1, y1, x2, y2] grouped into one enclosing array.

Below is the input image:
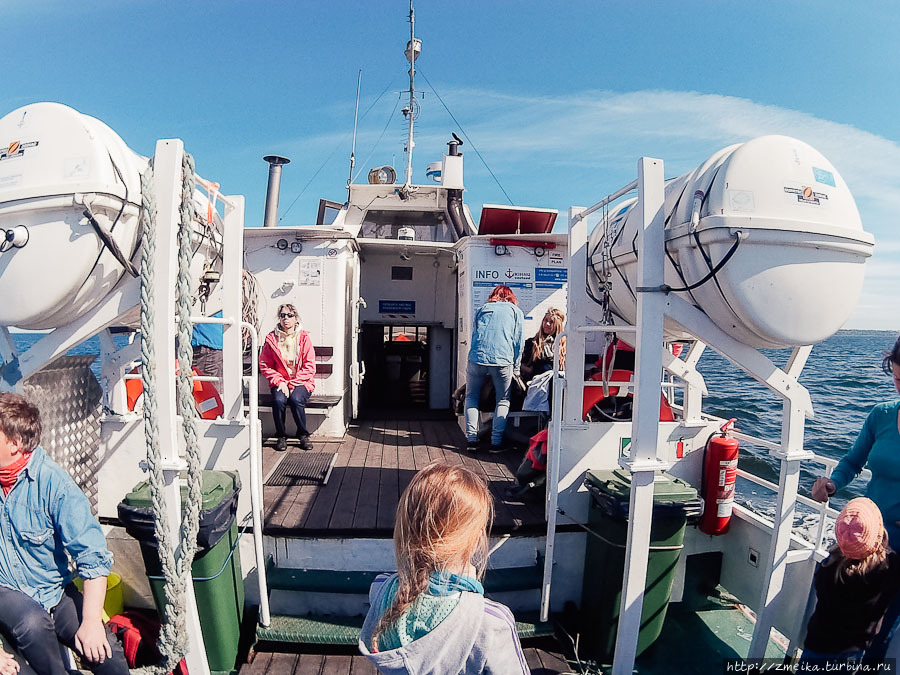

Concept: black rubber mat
[[265, 452, 337, 486]]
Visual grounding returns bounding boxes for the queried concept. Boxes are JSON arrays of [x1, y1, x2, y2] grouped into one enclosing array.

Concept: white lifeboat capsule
[[587, 135, 875, 348], [0, 102, 146, 330]]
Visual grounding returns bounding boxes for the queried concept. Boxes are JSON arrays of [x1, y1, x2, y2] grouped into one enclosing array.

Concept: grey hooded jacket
[[358, 573, 530, 674]]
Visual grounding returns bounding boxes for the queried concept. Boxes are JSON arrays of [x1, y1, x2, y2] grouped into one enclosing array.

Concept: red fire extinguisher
[[699, 418, 740, 535]]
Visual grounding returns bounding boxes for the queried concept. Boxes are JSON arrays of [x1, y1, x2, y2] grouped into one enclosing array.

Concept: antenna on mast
[[348, 70, 362, 192], [402, 0, 421, 191]]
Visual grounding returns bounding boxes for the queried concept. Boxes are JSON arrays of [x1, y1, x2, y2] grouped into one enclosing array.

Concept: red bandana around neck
[[0, 452, 31, 496]]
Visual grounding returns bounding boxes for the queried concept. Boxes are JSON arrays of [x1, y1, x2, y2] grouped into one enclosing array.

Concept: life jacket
[[107, 610, 187, 673], [126, 361, 224, 420], [526, 429, 548, 471]]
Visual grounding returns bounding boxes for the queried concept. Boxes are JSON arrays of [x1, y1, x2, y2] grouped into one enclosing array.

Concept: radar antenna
[[402, 0, 420, 190]]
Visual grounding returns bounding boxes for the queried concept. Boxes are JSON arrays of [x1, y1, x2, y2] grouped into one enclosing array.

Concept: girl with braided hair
[[359, 463, 529, 674]]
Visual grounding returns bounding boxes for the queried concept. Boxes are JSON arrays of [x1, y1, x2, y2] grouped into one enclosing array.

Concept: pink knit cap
[[835, 497, 884, 560]]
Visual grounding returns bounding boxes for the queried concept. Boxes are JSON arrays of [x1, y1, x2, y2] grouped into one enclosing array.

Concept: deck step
[[256, 611, 554, 646], [267, 565, 544, 595], [257, 614, 364, 645]]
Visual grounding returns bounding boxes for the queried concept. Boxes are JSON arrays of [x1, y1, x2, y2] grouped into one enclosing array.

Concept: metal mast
[[403, 0, 420, 188], [348, 70, 362, 191]]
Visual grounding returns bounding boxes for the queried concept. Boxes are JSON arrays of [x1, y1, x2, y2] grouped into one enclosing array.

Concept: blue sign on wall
[[379, 300, 416, 314], [535, 268, 567, 283]]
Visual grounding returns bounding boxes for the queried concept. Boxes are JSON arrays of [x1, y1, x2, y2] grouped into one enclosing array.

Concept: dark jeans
[[271, 385, 311, 438], [0, 584, 129, 675]]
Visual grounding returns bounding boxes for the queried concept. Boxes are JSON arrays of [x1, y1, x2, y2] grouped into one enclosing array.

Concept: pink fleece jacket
[[259, 329, 316, 393]]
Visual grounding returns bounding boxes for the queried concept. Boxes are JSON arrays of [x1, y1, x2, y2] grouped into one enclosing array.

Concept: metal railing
[[730, 429, 870, 553]]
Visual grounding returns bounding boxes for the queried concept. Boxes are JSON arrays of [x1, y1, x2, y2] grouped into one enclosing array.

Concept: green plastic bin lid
[[123, 470, 237, 510], [585, 468, 697, 503]]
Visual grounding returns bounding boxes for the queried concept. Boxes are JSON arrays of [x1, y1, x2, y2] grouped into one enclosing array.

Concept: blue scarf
[[427, 570, 484, 596]]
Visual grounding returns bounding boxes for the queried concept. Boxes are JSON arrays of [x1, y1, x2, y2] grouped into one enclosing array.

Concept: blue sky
[[3, 1, 898, 329]]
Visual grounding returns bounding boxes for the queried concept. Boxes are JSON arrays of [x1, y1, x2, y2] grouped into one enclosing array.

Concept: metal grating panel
[[255, 612, 552, 646], [265, 451, 337, 487], [256, 614, 363, 645], [23, 354, 102, 514]]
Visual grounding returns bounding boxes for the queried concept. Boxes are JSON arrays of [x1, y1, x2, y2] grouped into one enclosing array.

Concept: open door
[[428, 326, 452, 409], [350, 268, 364, 419]]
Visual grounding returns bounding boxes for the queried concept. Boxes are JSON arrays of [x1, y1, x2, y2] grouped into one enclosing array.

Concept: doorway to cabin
[[359, 324, 452, 415]]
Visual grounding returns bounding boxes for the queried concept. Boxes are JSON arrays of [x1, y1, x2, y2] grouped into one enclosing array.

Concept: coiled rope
[[138, 151, 204, 674], [241, 269, 262, 356]]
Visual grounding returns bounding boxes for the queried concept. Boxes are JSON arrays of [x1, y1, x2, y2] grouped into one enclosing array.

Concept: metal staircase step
[[267, 564, 544, 595], [256, 611, 554, 646], [257, 614, 364, 645]]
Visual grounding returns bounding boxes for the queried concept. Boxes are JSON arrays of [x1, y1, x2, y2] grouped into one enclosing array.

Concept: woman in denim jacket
[[465, 285, 525, 453]]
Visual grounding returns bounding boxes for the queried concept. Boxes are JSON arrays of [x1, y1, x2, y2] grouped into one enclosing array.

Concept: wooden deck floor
[[241, 647, 570, 674], [261, 416, 547, 535]]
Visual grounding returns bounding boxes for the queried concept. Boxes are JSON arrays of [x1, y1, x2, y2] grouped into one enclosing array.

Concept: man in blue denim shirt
[[464, 285, 525, 453], [0, 393, 128, 675]]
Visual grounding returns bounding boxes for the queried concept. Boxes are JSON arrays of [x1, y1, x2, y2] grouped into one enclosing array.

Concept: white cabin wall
[[357, 249, 456, 328], [454, 235, 568, 407], [97, 417, 253, 520], [243, 229, 357, 437]]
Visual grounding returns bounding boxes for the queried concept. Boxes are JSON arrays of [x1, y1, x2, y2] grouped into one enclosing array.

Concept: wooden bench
[[244, 345, 342, 415]]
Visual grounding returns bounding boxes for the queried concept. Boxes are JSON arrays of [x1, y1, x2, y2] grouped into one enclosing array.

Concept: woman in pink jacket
[[259, 303, 316, 451]]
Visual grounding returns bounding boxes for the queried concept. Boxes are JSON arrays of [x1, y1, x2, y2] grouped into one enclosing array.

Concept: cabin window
[[391, 266, 413, 281]]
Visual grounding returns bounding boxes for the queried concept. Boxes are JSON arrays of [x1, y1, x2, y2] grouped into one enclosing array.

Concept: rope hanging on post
[[174, 152, 203, 583], [137, 151, 204, 674]]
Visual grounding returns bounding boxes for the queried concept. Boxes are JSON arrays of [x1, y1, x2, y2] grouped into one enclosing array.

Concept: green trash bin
[[118, 471, 243, 672], [580, 468, 701, 661]]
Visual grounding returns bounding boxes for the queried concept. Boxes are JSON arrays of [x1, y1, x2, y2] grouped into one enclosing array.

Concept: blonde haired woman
[[519, 308, 565, 384], [259, 303, 316, 451], [359, 463, 528, 673]]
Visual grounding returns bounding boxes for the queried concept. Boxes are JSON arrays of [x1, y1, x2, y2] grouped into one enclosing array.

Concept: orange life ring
[[126, 362, 224, 420], [582, 368, 675, 422]]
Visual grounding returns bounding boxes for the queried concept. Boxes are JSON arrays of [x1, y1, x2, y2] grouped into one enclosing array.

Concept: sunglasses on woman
[[280, 313, 295, 319]]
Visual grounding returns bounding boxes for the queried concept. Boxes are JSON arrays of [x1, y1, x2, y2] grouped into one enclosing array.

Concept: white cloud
[[292, 87, 900, 328]]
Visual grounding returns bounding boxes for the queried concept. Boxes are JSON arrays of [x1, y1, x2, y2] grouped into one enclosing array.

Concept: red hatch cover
[[478, 204, 558, 235]]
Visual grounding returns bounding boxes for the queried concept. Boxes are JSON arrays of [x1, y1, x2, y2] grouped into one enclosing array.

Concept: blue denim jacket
[[0, 446, 113, 610], [468, 301, 525, 370]]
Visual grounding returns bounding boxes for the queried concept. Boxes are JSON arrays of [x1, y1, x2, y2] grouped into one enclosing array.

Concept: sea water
[[697, 329, 898, 531]]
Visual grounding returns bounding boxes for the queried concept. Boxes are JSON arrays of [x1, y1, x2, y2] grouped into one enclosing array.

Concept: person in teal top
[[812, 336, 900, 544], [811, 336, 900, 660]]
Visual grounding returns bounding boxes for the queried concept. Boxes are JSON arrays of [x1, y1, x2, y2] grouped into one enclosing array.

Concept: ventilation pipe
[[445, 135, 468, 239], [262, 155, 290, 227]]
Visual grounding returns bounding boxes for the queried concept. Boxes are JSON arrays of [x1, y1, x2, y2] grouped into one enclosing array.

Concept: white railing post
[[221, 194, 244, 420], [680, 342, 707, 424], [0, 326, 17, 384], [612, 157, 668, 675], [241, 321, 270, 627], [540, 336, 566, 621], [151, 139, 210, 675], [565, 207, 588, 424], [98, 329, 129, 413], [748, 346, 813, 658]]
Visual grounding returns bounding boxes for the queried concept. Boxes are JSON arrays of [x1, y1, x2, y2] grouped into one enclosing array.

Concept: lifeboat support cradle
[[547, 156, 816, 674]]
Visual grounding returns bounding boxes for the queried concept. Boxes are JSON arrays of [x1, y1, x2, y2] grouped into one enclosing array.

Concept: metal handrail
[[239, 321, 269, 627], [540, 330, 566, 622], [733, 441, 871, 553], [570, 179, 638, 224]]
